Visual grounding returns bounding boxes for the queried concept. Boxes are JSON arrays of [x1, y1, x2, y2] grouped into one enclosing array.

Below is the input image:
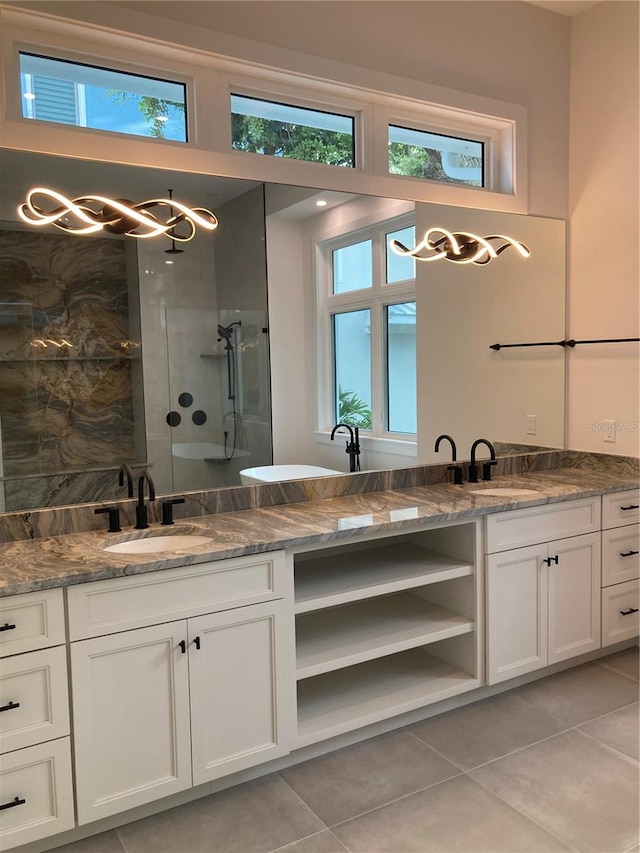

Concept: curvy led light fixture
[[18, 187, 218, 243], [390, 227, 530, 266]]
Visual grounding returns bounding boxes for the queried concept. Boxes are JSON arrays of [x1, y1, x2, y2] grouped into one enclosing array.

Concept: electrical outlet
[[526, 414, 537, 435], [604, 419, 616, 442]]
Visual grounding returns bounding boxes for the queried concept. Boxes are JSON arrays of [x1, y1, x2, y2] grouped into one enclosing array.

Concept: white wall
[[567, 0, 639, 456]]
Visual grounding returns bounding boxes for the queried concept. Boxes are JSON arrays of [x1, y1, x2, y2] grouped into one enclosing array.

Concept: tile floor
[[49, 648, 639, 853]]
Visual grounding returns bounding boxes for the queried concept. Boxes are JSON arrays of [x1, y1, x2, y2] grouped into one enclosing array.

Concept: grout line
[[469, 773, 581, 853], [114, 826, 129, 853], [575, 725, 639, 764], [327, 772, 464, 831], [404, 725, 470, 772], [276, 770, 331, 830], [269, 829, 348, 853]]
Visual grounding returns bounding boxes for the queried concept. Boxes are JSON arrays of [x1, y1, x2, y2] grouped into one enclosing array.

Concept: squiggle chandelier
[[390, 227, 530, 265], [18, 187, 218, 242]]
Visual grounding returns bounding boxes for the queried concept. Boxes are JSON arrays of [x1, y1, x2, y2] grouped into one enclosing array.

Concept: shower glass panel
[[164, 307, 272, 492]]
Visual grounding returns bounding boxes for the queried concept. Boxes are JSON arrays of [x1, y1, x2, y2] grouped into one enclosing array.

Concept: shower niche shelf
[[291, 521, 482, 747]]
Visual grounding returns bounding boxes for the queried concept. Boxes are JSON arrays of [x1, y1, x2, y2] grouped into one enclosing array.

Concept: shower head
[[217, 321, 241, 342]]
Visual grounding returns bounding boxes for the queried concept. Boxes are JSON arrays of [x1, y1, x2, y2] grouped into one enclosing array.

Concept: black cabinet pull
[[0, 700, 20, 713], [620, 607, 639, 616], [620, 550, 639, 558], [0, 796, 26, 812], [543, 555, 559, 566], [0, 623, 16, 632], [178, 640, 186, 654], [193, 636, 201, 650], [620, 504, 639, 511]]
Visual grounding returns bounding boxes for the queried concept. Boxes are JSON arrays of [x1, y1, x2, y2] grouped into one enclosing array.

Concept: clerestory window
[[19, 52, 188, 141]]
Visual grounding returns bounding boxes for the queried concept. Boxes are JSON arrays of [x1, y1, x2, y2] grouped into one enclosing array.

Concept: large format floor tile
[[470, 729, 640, 853], [332, 774, 572, 852], [409, 692, 566, 769], [273, 830, 347, 852], [116, 775, 324, 853], [48, 831, 126, 853], [579, 702, 640, 761], [280, 729, 460, 826], [596, 646, 639, 682], [514, 661, 639, 726]]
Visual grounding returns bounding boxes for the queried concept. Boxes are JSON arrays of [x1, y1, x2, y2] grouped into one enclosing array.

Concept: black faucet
[[118, 463, 134, 498], [330, 423, 361, 473], [94, 505, 121, 533], [468, 439, 497, 483], [162, 497, 185, 526], [434, 434, 463, 485], [135, 471, 156, 530]]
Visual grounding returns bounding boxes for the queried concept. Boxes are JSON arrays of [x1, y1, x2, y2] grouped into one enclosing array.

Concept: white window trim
[[316, 210, 417, 443], [9, 40, 195, 146], [0, 6, 528, 212]]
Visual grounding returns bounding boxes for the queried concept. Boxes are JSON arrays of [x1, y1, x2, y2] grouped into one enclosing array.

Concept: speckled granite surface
[[0, 465, 637, 598]]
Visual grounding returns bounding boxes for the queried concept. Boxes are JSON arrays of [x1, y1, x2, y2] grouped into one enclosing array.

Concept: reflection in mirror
[[0, 149, 566, 514]]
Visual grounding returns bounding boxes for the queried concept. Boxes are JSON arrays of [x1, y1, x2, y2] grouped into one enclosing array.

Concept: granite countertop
[[0, 467, 638, 598]]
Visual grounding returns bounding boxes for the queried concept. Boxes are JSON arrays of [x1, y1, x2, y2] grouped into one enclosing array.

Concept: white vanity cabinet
[[291, 521, 482, 747], [67, 552, 294, 825], [601, 489, 640, 646], [486, 498, 601, 684], [0, 590, 74, 850]]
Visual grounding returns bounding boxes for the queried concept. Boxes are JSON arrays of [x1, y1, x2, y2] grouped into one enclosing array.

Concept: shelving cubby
[[291, 521, 483, 746]]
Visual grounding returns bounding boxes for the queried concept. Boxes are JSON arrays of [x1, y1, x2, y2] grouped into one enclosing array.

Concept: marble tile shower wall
[[0, 228, 142, 510], [0, 448, 637, 543]]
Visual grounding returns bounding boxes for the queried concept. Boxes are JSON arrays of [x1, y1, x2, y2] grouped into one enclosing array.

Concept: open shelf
[[294, 543, 473, 614], [296, 646, 477, 746], [295, 592, 473, 680]]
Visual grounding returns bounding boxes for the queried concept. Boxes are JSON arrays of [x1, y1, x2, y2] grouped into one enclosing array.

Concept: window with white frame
[[321, 217, 417, 437], [230, 93, 356, 167], [19, 52, 188, 141]]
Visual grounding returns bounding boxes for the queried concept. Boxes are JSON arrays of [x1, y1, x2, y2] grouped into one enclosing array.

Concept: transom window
[[19, 52, 188, 141], [231, 94, 355, 167], [322, 217, 417, 436], [389, 125, 484, 187]]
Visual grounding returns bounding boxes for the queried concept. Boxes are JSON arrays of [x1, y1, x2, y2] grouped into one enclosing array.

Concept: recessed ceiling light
[[315, 199, 328, 207], [165, 259, 174, 265]]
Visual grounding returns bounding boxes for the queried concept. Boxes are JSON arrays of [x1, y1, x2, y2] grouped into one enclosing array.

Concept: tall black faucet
[[330, 423, 361, 473], [135, 471, 156, 529], [468, 439, 497, 483], [118, 463, 134, 498], [434, 434, 463, 485]]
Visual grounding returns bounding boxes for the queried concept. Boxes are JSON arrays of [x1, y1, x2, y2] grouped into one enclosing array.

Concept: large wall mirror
[[0, 149, 566, 513]]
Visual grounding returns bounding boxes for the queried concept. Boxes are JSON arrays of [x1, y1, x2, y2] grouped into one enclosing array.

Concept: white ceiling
[[523, 1, 602, 16]]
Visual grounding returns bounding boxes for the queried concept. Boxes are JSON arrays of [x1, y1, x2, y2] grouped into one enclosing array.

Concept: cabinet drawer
[[602, 525, 640, 586], [0, 647, 70, 754], [485, 498, 600, 554], [0, 738, 74, 850], [602, 580, 640, 646], [67, 551, 287, 640], [602, 489, 640, 529], [0, 590, 65, 658]]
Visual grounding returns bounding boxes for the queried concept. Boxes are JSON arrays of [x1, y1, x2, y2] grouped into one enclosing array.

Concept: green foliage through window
[[338, 385, 372, 429]]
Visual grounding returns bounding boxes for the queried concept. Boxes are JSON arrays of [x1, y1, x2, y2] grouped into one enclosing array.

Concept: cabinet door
[[0, 738, 74, 851], [71, 622, 192, 824], [486, 545, 548, 684], [547, 532, 601, 664], [189, 600, 294, 786]]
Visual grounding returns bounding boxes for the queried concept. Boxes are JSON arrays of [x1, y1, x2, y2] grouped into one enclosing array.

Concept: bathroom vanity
[[0, 467, 638, 851]]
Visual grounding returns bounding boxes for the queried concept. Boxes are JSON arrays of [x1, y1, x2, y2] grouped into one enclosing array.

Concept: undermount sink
[[103, 534, 213, 555], [469, 487, 540, 497]]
